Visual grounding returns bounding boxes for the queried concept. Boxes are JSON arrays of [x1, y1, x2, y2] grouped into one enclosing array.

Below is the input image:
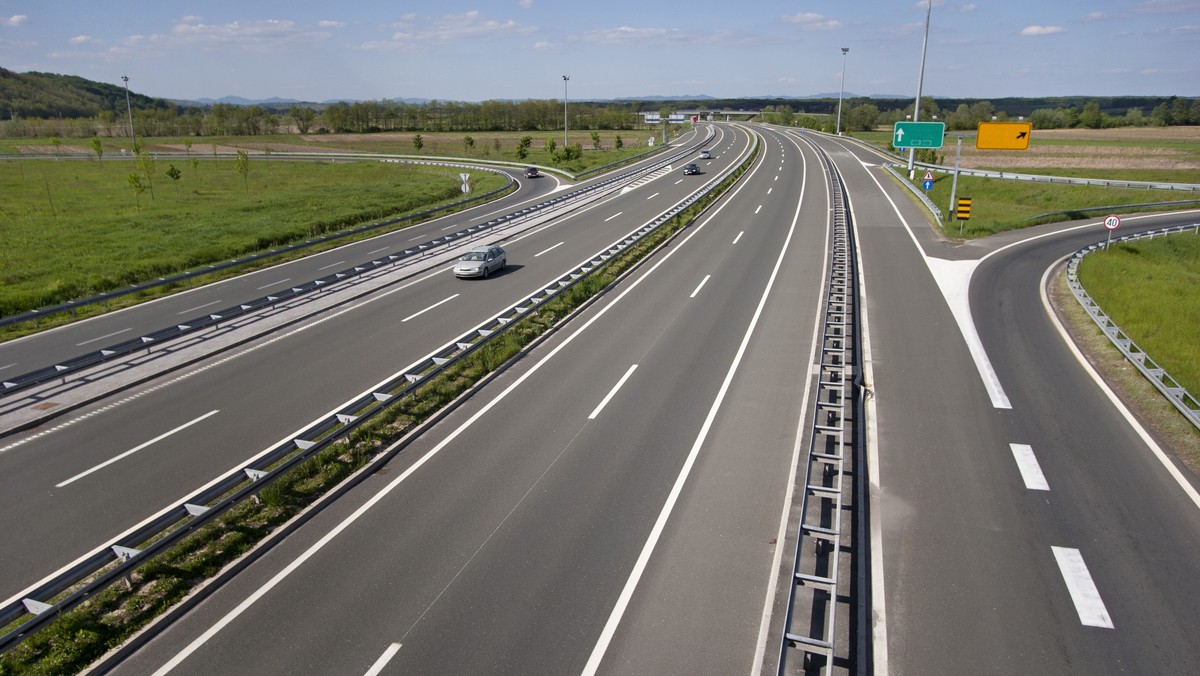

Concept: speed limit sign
[[1104, 214, 1121, 230]]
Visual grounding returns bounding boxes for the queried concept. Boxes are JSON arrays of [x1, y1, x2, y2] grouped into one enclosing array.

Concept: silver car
[[454, 244, 507, 278]]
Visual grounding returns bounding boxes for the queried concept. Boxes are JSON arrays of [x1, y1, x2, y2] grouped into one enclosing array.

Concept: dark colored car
[[524, 167, 540, 178], [683, 163, 701, 175]]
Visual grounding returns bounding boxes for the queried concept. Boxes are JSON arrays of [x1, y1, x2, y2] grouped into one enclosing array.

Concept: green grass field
[[0, 157, 508, 316], [1076, 232, 1200, 396]]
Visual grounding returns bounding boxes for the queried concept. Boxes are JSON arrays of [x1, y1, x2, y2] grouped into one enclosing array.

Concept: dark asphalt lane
[[804, 128, 1200, 675], [108, 125, 835, 675], [0, 127, 749, 607]]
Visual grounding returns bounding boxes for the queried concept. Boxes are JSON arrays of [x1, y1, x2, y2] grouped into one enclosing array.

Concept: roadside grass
[[0, 144, 752, 675], [0, 158, 508, 319], [1075, 232, 1200, 396], [920, 174, 1198, 237]]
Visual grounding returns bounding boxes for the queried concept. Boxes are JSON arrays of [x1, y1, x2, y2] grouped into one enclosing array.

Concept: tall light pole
[[562, 75, 570, 148], [121, 75, 137, 151], [907, 0, 932, 179], [836, 47, 849, 135]]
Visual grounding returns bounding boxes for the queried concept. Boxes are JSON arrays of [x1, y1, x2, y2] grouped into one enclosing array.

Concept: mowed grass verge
[[1076, 231, 1200, 396], [0, 158, 509, 318]]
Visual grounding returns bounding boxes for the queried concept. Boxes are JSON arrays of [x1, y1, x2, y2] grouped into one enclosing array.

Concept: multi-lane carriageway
[[2, 122, 1199, 674]]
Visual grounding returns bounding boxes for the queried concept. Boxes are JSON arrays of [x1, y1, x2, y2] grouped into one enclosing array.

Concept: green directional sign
[[892, 121, 946, 149]]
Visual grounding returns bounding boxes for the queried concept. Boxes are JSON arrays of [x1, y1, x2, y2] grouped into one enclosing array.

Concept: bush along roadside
[[0, 137, 758, 676]]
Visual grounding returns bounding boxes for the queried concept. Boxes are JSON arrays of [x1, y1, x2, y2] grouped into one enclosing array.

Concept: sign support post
[[948, 135, 963, 222]]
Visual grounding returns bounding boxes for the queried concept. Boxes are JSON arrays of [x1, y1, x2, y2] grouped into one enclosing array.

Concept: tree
[[516, 135, 532, 161], [136, 149, 156, 200], [90, 136, 103, 162], [545, 137, 557, 155], [289, 105, 315, 134], [234, 149, 249, 190], [463, 135, 475, 154], [1078, 102, 1104, 129], [591, 131, 601, 150], [126, 172, 145, 211], [50, 135, 62, 159], [412, 134, 423, 152], [614, 135, 623, 150], [165, 163, 182, 191]]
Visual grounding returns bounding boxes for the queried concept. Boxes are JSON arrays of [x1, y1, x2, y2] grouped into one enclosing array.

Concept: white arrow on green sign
[[893, 121, 946, 149]]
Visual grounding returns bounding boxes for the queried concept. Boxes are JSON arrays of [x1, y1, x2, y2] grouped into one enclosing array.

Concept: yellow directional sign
[[976, 122, 1032, 150], [956, 198, 972, 220]]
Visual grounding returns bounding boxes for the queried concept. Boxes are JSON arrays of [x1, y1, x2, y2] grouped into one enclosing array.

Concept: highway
[[4, 122, 1200, 675], [799, 130, 1200, 674], [104, 124, 834, 674], [0, 126, 748, 611]]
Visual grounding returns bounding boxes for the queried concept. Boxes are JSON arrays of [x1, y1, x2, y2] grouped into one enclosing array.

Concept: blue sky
[[1, 1, 1197, 102]]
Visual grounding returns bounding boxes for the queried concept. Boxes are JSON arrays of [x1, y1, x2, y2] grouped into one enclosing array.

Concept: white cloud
[[1020, 25, 1066, 35], [533, 40, 560, 50], [580, 26, 684, 44], [168, 18, 332, 48], [318, 20, 345, 29], [389, 11, 532, 45], [781, 12, 842, 30], [1132, 0, 1200, 13], [518, 0, 534, 8], [2, 14, 28, 27], [68, 35, 96, 45]]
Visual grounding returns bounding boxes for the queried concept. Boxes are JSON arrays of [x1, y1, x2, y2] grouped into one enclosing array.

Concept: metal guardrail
[[778, 135, 863, 673], [1066, 224, 1200, 429], [0, 125, 749, 655], [0, 132, 715, 400], [881, 163, 944, 221]]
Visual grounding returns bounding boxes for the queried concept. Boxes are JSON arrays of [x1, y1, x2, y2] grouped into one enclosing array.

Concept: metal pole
[[121, 75, 137, 151], [562, 75, 569, 148], [907, 0, 932, 179], [949, 135, 962, 227], [836, 48, 849, 135]]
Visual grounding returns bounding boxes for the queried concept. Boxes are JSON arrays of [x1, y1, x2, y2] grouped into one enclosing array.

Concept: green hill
[[0, 68, 170, 119]]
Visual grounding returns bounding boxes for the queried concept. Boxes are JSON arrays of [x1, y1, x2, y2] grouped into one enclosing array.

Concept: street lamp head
[[841, 47, 849, 55], [563, 75, 569, 81]]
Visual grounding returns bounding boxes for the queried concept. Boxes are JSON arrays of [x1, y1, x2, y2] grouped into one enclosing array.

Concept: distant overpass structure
[[640, 110, 762, 123]]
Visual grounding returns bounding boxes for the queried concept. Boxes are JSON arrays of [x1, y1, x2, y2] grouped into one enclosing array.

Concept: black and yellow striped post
[[956, 197, 971, 234]]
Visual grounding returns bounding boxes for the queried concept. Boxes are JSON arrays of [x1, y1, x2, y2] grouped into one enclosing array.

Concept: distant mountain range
[[171, 92, 913, 107]]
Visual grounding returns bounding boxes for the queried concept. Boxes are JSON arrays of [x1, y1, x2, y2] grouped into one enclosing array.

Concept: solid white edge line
[[56, 410, 220, 488], [154, 125, 763, 674], [1051, 546, 1114, 628], [363, 643, 402, 676], [1039, 258, 1200, 510], [588, 364, 638, 420], [1009, 443, 1050, 491], [689, 275, 711, 299], [584, 125, 794, 676], [401, 294, 459, 323]]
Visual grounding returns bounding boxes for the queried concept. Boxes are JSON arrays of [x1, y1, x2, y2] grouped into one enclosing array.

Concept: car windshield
[[461, 251, 487, 262]]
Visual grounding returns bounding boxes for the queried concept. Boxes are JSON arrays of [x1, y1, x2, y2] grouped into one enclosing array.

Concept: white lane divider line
[[56, 410, 220, 488], [535, 242, 564, 257], [76, 328, 133, 347], [732, 231, 744, 245], [401, 294, 459, 323], [690, 275, 711, 299], [1052, 547, 1114, 629], [1009, 443, 1050, 491], [646, 192, 659, 200], [363, 643, 402, 676], [318, 260, 347, 271], [604, 212, 623, 222], [589, 364, 637, 420], [256, 278, 291, 290], [177, 301, 221, 316], [755, 204, 763, 214]]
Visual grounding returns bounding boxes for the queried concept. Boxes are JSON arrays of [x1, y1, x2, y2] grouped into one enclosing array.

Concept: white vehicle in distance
[[454, 244, 507, 279], [698, 149, 712, 159]]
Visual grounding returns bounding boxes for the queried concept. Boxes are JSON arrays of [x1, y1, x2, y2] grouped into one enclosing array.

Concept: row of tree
[[758, 97, 1200, 133]]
